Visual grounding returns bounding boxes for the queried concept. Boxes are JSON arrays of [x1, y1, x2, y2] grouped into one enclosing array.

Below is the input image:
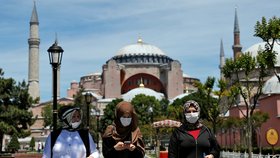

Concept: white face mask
[[120, 117, 132, 127], [71, 120, 81, 129], [185, 112, 199, 124]]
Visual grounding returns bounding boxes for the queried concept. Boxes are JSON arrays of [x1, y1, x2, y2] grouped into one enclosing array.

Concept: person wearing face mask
[[102, 101, 145, 158], [42, 106, 100, 158], [168, 100, 220, 158]]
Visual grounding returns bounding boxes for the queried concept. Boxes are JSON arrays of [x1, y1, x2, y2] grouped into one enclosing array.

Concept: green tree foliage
[[254, 16, 280, 80], [131, 94, 167, 142], [7, 134, 20, 153], [0, 68, 34, 152], [29, 137, 35, 151], [131, 94, 163, 125]]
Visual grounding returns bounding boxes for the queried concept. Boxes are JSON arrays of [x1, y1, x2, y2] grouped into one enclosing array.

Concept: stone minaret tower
[[219, 39, 225, 80], [28, 2, 40, 100], [232, 7, 242, 60]]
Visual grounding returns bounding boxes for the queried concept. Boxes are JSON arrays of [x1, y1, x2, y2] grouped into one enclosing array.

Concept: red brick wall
[[14, 153, 42, 158]]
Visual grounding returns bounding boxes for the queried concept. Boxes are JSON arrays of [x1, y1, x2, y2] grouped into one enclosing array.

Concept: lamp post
[[95, 108, 101, 150], [84, 92, 93, 129], [47, 39, 63, 131], [148, 106, 154, 123], [147, 106, 154, 151]]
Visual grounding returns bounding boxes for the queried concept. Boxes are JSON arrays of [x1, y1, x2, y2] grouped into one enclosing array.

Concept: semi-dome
[[244, 42, 280, 66], [121, 87, 165, 101], [116, 38, 166, 56], [262, 74, 280, 94]]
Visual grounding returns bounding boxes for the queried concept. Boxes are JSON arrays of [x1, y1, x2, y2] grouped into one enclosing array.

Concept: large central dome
[[116, 38, 166, 56], [110, 38, 173, 64]]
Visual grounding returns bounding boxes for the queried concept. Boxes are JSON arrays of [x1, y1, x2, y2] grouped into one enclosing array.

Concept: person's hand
[[126, 143, 136, 151], [205, 154, 214, 158], [114, 141, 126, 151]]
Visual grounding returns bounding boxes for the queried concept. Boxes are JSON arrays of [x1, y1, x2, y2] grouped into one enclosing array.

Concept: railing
[[221, 151, 280, 158]]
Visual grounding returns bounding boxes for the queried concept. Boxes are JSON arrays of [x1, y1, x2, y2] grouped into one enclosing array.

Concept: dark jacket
[[168, 125, 220, 158], [102, 136, 145, 158]]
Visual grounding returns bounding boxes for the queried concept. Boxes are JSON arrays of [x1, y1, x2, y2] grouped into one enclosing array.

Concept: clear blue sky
[[0, 0, 279, 102]]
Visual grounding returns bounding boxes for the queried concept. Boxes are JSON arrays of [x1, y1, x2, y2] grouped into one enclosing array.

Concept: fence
[[221, 151, 280, 158]]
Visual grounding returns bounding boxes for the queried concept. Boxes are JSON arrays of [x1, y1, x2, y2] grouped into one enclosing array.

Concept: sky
[[0, 0, 279, 102]]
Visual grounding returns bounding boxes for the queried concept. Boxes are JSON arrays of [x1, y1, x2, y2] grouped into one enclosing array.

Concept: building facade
[[67, 38, 199, 103]]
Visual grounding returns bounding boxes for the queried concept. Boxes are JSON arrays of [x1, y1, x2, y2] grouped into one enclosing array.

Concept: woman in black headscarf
[[102, 101, 145, 158], [168, 100, 220, 158]]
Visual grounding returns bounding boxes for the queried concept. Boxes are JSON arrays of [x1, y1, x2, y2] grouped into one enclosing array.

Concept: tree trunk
[[247, 116, 253, 158]]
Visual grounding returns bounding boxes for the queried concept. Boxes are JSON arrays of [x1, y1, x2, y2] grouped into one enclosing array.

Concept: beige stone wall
[[166, 61, 183, 99], [102, 60, 121, 98]]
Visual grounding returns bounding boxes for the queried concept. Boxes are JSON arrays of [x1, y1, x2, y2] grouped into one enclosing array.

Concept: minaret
[[28, 2, 40, 100], [219, 39, 225, 80], [232, 7, 242, 60]]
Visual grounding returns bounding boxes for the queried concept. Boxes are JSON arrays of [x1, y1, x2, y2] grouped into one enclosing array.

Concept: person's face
[[72, 110, 81, 123], [185, 106, 198, 114]]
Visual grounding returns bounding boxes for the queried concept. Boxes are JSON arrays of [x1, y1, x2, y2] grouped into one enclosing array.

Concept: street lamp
[[95, 108, 101, 150], [84, 92, 93, 129], [148, 105, 154, 123], [47, 39, 64, 131], [147, 106, 154, 151]]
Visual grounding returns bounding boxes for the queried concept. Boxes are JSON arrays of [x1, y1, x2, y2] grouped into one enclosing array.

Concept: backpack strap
[[78, 129, 90, 157], [50, 128, 62, 158]]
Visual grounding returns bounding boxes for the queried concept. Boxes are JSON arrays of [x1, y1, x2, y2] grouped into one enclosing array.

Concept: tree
[[222, 52, 270, 158], [29, 137, 35, 151], [254, 16, 280, 81], [0, 68, 34, 152], [7, 134, 20, 153]]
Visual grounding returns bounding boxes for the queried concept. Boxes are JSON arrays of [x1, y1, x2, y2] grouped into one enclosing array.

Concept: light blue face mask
[[120, 117, 132, 127], [185, 112, 199, 124]]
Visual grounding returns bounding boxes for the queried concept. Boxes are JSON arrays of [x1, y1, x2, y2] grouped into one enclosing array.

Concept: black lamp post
[[147, 106, 154, 150], [95, 108, 101, 150], [47, 39, 64, 131], [148, 105, 154, 123], [84, 92, 93, 129]]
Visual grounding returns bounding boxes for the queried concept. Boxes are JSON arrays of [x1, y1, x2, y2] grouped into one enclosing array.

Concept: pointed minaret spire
[[30, 1, 39, 24], [233, 7, 240, 33], [232, 7, 242, 60], [28, 1, 40, 101], [219, 39, 225, 80]]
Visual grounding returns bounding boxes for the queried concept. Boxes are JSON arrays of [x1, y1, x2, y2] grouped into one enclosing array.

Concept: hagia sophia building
[[66, 37, 199, 105], [4, 2, 279, 151]]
